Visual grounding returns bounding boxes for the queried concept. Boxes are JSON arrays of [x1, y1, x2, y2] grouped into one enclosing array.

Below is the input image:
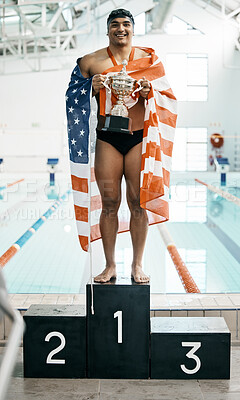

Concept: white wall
[[0, 0, 239, 171], [0, 69, 71, 171]]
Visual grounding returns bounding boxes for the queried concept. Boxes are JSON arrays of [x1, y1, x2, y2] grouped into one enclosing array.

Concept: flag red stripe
[[142, 174, 165, 196], [163, 168, 170, 187], [74, 205, 88, 222], [130, 63, 165, 81], [155, 104, 177, 128], [71, 175, 88, 193], [160, 88, 176, 100], [79, 235, 88, 251], [143, 138, 173, 159], [141, 194, 169, 218]]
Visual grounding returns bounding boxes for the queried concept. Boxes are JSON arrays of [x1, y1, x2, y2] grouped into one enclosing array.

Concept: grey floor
[[1, 346, 240, 400]]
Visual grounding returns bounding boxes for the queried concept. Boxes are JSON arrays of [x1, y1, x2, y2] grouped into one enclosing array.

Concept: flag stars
[[71, 138, 76, 145], [75, 80, 79, 84], [65, 95, 68, 101], [77, 149, 83, 157], [81, 88, 87, 95], [79, 129, 85, 136], [72, 89, 77, 94], [68, 106, 74, 113], [74, 118, 80, 125], [82, 108, 86, 115], [74, 98, 79, 104]]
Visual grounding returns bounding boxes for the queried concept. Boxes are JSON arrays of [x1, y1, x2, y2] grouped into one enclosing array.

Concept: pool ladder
[[0, 269, 25, 400]]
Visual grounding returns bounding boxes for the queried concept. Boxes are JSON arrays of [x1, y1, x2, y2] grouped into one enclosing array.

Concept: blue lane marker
[[206, 216, 240, 264], [14, 190, 71, 249]]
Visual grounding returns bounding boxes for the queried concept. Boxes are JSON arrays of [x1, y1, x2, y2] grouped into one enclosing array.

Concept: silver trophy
[[102, 60, 139, 134]]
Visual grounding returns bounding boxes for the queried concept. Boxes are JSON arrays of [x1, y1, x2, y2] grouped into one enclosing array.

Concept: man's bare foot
[[131, 265, 150, 283], [94, 265, 117, 283]]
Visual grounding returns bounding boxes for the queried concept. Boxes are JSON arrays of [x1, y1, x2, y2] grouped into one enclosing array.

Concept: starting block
[[214, 157, 230, 186]]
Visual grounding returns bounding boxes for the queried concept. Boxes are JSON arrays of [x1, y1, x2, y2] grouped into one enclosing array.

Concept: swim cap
[[107, 9, 135, 30]]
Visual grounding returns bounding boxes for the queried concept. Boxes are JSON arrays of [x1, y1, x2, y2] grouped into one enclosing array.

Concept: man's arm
[[78, 54, 105, 96], [78, 55, 91, 78]]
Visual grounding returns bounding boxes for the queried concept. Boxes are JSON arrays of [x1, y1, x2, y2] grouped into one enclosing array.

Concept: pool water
[[0, 174, 239, 294]]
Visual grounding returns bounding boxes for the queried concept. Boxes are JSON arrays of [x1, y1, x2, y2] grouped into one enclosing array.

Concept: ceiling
[[0, 0, 240, 72]]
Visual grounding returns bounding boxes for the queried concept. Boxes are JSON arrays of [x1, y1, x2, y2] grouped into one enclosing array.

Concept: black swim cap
[[107, 9, 135, 30]]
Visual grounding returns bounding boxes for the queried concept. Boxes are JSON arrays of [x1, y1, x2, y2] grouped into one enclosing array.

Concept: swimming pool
[[0, 173, 239, 294]]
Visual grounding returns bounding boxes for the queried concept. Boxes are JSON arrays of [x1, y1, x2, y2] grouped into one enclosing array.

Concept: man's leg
[[124, 142, 149, 283], [94, 139, 124, 282]]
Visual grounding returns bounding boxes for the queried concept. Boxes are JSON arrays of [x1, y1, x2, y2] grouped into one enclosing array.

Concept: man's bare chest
[[88, 49, 148, 76], [89, 59, 114, 76]]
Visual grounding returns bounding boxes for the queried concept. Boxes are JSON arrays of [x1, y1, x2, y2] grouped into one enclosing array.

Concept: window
[[134, 12, 146, 35], [165, 16, 203, 35], [172, 128, 208, 171], [170, 184, 207, 223], [166, 54, 208, 101]]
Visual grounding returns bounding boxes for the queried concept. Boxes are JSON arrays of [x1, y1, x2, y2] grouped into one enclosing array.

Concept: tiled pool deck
[[2, 292, 240, 400], [2, 293, 240, 343], [1, 345, 240, 400]]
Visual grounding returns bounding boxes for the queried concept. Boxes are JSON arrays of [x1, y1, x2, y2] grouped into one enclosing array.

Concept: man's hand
[[92, 74, 106, 95], [139, 77, 151, 98]]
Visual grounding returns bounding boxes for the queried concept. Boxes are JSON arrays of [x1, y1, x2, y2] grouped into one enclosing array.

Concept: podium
[[23, 305, 86, 378], [23, 285, 231, 380], [87, 277, 150, 378], [150, 317, 231, 379]]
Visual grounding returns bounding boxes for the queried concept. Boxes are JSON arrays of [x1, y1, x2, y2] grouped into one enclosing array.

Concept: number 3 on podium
[[181, 342, 202, 374]]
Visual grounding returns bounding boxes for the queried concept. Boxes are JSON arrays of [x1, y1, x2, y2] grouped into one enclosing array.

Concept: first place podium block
[[87, 277, 150, 379], [151, 317, 231, 379], [23, 305, 86, 378]]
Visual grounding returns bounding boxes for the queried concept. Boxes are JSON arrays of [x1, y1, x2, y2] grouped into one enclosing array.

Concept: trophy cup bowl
[[102, 60, 137, 134]]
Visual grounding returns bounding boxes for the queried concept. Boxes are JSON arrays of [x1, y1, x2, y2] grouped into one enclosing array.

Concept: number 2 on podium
[[45, 331, 66, 364], [114, 311, 123, 344]]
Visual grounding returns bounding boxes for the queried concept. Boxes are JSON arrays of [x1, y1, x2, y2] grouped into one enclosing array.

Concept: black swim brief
[[96, 129, 143, 156]]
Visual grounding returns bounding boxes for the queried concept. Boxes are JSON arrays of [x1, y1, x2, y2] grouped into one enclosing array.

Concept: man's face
[[108, 17, 133, 46]]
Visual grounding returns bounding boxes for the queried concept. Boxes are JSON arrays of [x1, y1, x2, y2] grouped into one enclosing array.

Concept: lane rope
[[158, 224, 201, 293], [195, 179, 240, 207], [0, 190, 70, 268], [0, 179, 24, 192]]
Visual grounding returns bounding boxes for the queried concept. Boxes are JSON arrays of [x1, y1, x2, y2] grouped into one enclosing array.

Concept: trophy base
[[102, 115, 133, 135]]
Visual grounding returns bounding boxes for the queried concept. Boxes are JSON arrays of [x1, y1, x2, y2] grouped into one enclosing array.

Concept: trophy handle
[[103, 76, 111, 94], [132, 79, 144, 97]]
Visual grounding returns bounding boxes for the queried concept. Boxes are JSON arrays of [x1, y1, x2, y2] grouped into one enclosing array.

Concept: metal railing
[[0, 269, 24, 400]]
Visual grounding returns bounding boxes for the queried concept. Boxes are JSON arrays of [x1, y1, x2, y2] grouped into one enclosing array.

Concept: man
[[79, 9, 152, 284], [66, 9, 177, 284]]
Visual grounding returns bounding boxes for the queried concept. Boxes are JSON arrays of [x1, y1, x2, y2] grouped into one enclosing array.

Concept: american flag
[[66, 47, 177, 252], [66, 62, 97, 251]]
